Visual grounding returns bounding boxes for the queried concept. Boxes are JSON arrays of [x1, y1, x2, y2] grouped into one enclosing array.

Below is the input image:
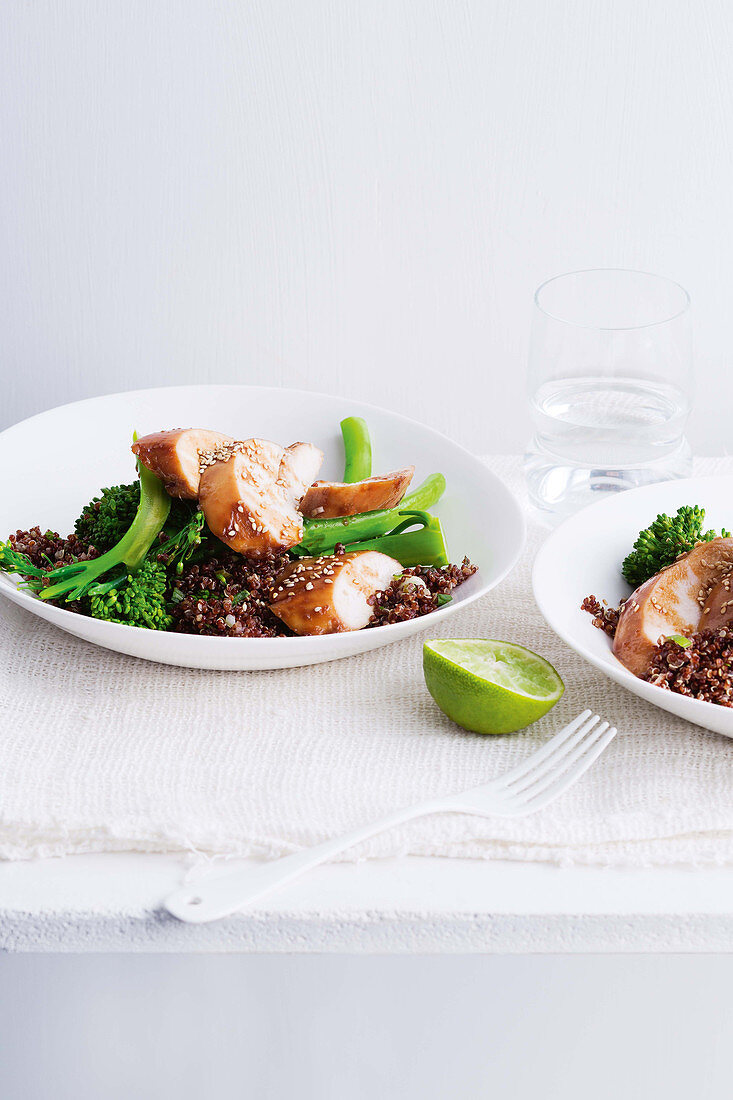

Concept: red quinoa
[[9, 527, 98, 570], [581, 594, 623, 639], [643, 629, 733, 705], [369, 558, 477, 626], [170, 549, 292, 638]]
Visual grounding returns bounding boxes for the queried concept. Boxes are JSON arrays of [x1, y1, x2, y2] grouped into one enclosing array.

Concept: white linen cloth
[[2, 456, 733, 867]]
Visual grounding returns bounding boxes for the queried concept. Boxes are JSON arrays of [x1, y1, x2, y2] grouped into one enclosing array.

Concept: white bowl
[[0, 385, 525, 670], [533, 475, 733, 738]]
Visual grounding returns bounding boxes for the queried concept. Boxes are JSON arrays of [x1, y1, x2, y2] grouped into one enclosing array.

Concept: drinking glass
[[524, 269, 693, 521]]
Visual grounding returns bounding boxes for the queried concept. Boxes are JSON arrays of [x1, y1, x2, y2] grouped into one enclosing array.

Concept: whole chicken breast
[[132, 428, 233, 499], [269, 550, 402, 635], [613, 537, 733, 676], [299, 468, 415, 519]]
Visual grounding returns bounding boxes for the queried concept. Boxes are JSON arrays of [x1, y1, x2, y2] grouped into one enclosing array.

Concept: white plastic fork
[[164, 710, 616, 923]]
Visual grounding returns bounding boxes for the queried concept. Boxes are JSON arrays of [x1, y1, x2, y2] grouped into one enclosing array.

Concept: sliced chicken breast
[[269, 550, 402, 635], [132, 428, 232, 499], [614, 537, 733, 676], [198, 438, 306, 557], [299, 467, 415, 519], [700, 574, 733, 632], [277, 442, 324, 507]]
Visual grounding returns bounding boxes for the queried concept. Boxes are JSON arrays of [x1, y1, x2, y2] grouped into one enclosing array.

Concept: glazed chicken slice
[[277, 442, 324, 507], [299, 467, 415, 519], [613, 537, 733, 676], [198, 438, 310, 557], [132, 428, 232, 499], [269, 550, 402, 635]]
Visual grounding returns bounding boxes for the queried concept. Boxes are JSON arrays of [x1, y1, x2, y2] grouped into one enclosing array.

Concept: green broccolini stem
[[340, 416, 372, 482], [379, 472, 445, 514], [340, 511, 449, 567], [296, 472, 447, 555], [40, 462, 171, 603]]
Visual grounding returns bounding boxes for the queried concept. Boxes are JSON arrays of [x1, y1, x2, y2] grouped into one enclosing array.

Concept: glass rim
[[534, 268, 691, 332]]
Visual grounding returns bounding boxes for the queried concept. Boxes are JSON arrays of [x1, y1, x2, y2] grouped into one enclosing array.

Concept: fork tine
[[486, 709, 593, 789], [502, 713, 602, 796], [509, 720, 609, 804], [511, 725, 617, 813]]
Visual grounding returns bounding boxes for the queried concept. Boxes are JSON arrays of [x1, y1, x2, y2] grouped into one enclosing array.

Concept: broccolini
[[622, 506, 731, 587], [74, 482, 140, 551], [40, 462, 171, 603], [340, 416, 372, 483], [339, 510, 448, 567], [87, 559, 172, 630], [75, 482, 197, 553]]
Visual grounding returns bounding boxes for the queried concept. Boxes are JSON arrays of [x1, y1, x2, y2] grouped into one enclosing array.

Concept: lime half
[[423, 639, 564, 735]]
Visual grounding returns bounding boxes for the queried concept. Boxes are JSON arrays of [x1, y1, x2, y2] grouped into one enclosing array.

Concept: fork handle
[[164, 798, 452, 923]]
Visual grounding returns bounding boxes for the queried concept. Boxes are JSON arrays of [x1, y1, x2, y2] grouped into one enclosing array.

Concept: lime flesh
[[423, 639, 564, 735]]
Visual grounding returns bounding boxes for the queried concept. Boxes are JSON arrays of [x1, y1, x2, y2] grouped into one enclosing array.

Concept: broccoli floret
[[622, 506, 731, 587], [75, 483, 140, 551], [86, 559, 172, 630], [75, 482, 196, 553]]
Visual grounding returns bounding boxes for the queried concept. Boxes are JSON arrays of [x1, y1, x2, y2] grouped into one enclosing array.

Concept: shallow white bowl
[[533, 475, 733, 738], [0, 386, 525, 670]]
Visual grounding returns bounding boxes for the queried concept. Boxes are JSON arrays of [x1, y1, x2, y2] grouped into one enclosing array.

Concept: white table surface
[[3, 852, 733, 954]]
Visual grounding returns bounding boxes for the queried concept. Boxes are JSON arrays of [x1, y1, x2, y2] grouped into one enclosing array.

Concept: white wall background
[[1, 0, 732, 453]]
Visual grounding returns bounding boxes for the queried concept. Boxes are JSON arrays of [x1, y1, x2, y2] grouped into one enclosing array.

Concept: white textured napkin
[[3, 456, 733, 867]]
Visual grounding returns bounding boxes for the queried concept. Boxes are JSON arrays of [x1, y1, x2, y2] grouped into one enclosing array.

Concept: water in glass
[[525, 270, 692, 521]]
